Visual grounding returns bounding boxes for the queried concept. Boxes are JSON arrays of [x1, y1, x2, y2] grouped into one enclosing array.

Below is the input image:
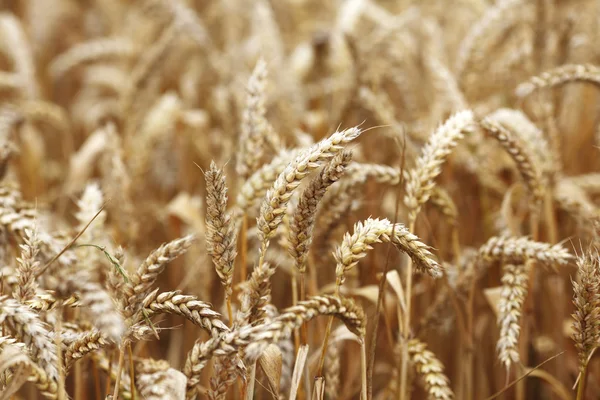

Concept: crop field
[[0, 1, 599, 399]]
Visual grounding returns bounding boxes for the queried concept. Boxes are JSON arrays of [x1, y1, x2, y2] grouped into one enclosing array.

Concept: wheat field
[[0, 0, 599, 399]]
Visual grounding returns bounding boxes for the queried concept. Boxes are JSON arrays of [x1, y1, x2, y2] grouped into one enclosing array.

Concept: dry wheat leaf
[[258, 343, 283, 398], [483, 286, 503, 318]]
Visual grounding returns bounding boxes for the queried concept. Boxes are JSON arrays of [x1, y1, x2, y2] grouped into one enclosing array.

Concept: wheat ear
[[490, 108, 555, 176], [0, 295, 59, 383], [497, 263, 530, 373], [236, 148, 302, 213], [257, 126, 362, 246], [0, 341, 58, 399], [334, 218, 442, 287], [407, 338, 454, 400], [141, 289, 229, 338], [289, 150, 352, 274], [571, 252, 600, 373], [67, 272, 125, 343], [49, 37, 136, 80], [480, 117, 544, 205], [65, 330, 111, 368], [404, 110, 475, 223], [236, 58, 277, 180], [136, 358, 187, 400], [205, 161, 238, 314], [325, 340, 341, 400], [123, 235, 195, 317], [455, 0, 524, 79], [516, 64, 600, 98], [14, 226, 41, 303], [478, 236, 573, 266]]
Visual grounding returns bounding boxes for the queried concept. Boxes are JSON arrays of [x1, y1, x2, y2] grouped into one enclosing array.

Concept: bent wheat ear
[[0, 14, 38, 98], [455, 0, 526, 79], [404, 110, 475, 223], [65, 330, 111, 368], [497, 264, 529, 373], [257, 126, 362, 245], [478, 236, 573, 266], [334, 218, 441, 287], [0, 342, 58, 398], [486, 108, 554, 180], [123, 235, 195, 317], [480, 117, 544, 205], [49, 37, 137, 80], [516, 64, 600, 98], [141, 289, 229, 338]]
